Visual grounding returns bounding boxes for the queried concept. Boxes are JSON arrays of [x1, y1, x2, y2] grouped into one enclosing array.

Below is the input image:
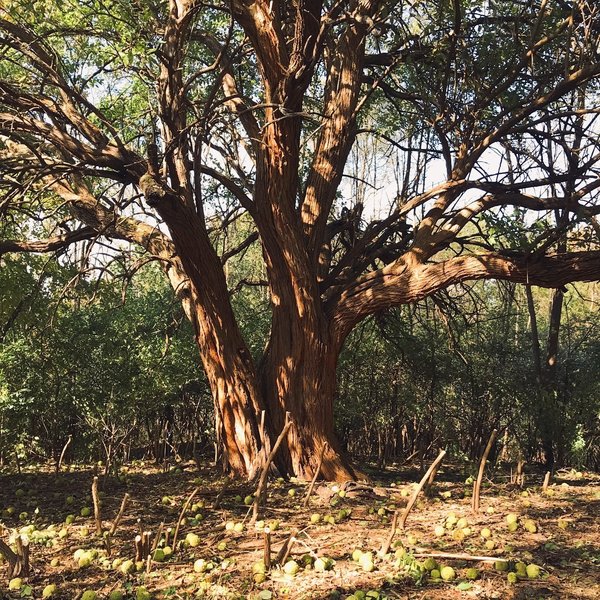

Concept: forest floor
[[0, 460, 599, 600]]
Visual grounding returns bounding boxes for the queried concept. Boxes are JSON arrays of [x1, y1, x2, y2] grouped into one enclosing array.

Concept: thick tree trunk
[[259, 319, 360, 482]]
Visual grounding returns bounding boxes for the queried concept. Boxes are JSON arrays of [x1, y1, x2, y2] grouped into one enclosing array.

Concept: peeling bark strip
[[2, 2, 600, 481]]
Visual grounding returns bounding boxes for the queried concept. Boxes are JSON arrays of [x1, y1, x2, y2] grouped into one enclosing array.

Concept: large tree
[[1, 0, 600, 480]]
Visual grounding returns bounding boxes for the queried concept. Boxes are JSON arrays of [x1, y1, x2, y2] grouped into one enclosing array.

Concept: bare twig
[[303, 442, 329, 507], [251, 413, 293, 524], [380, 509, 399, 556], [172, 487, 199, 549], [399, 449, 446, 530], [109, 493, 130, 536], [472, 430, 498, 513], [56, 435, 72, 473]]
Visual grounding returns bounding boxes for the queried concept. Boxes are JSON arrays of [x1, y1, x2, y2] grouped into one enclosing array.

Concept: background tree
[[1, 0, 600, 480]]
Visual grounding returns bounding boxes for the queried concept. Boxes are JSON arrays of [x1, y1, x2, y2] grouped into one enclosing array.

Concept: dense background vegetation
[[2, 247, 598, 473]]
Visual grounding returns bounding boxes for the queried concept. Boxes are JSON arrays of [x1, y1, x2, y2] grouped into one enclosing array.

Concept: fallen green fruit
[[440, 566, 455, 580]]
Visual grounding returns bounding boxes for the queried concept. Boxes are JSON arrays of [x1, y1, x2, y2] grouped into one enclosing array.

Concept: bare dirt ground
[[0, 461, 598, 599]]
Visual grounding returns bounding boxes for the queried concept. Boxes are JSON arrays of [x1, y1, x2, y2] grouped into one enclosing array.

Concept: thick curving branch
[[331, 250, 600, 346]]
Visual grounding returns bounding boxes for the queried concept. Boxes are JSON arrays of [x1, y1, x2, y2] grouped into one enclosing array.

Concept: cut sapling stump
[[91, 476, 103, 537], [472, 429, 498, 513]]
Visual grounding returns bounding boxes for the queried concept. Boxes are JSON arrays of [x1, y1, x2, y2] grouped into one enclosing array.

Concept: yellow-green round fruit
[[65, 514, 75, 525], [495, 561, 509, 571], [42, 585, 58, 599], [254, 573, 266, 583], [153, 548, 165, 562], [81, 591, 97, 600], [136, 586, 151, 600], [456, 517, 468, 529], [462, 527, 472, 537], [434, 525, 446, 537], [507, 521, 519, 532], [314, 557, 331, 572], [162, 546, 173, 558], [480, 528, 492, 539], [120, 559, 134, 574], [430, 569, 441, 579], [515, 562, 527, 577], [217, 541, 227, 552], [186, 532, 200, 547], [507, 572, 518, 584], [283, 560, 300, 576], [288, 488, 296, 497], [233, 522, 244, 533], [506, 513, 518, 525], [15, 489, 25, 498], [135, 560, 145, 571], [78, 554, 93, 568], [377, 507, 386, 516], [269, 520, 280, 531], [452, 529, 466, 542], [485, 540, 495, 550], [445, 515, 458, 529], [423, 558, 438, 571], [161, 496, 171, 505], [66, 496, 75, 505], [225, 521, 234, 531], [244, 495, 253, 505], [51, 557, 60, 567], [486, 506, 495, 514], [109, 591, 124, 600], [310, 513, 321, 524], [252, 561, 266, 574], [9, 578, 23, 591], [194, 559, 208, 573], [465, 567, 479, 580], [526, 564, 541, 579], [440, 566, 455, 581], [80, 507, 91, 517], [523, 519, 537, 533], [360, 559, 375, 572], [406, 534, 418, 545], [352, 549, 363, 562]]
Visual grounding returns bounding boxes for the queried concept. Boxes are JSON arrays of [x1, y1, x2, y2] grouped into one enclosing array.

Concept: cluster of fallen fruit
[[3, 510, 546, 600]]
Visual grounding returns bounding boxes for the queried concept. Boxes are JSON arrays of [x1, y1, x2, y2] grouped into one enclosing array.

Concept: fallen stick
[[399, 449, 446, 530], [172, 487, 199, 549], [472, 429, 498, 513], [303, 442, 329, 507], [413, 551, 508, 563], [251, 413, 293, 525]]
